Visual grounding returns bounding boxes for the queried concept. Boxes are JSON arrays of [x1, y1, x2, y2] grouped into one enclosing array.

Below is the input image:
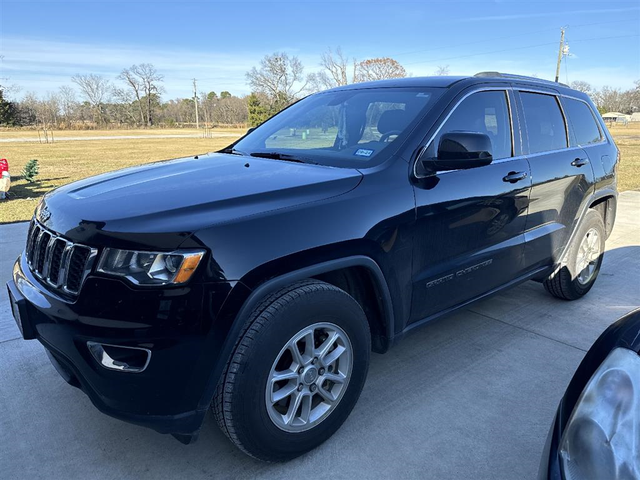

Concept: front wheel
[[544, 209, 606, 300], [213, 280, 371, 461]]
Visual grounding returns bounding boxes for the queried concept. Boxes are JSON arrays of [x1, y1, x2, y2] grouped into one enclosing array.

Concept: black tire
[[543, 209, 606, 300], [212, 279, 371, 461]]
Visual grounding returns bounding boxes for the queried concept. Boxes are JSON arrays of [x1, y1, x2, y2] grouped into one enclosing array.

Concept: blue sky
[[1, 0, 639, 100]]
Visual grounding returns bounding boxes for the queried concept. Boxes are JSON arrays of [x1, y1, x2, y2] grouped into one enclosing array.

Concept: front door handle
[[503, 171, 528, 183], [571, 157, 590, 167]]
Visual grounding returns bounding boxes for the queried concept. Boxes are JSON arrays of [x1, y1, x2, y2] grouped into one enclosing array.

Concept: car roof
[[326, 72, 581, 96], [326, 76, 468, 91]]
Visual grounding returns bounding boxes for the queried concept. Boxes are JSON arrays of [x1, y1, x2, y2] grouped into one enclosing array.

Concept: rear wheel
[[543, 209, 605, 300], [213, 280, 370, 461]]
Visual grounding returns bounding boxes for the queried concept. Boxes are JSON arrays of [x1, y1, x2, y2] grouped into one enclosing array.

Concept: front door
[[410, 89, 531, 323]]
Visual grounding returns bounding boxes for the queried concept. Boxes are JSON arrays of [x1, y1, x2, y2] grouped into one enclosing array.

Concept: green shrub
[[22, 159, 39, 182]]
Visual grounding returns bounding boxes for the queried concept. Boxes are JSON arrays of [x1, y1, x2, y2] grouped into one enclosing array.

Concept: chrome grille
[[25, 220, 98, 296]]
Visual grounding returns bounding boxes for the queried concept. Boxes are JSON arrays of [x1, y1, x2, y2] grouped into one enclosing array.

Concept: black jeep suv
[[7, 72, 618, 461]]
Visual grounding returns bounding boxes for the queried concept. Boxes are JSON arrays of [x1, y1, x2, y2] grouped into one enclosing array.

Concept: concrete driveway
[[1, 192, 639, 479]]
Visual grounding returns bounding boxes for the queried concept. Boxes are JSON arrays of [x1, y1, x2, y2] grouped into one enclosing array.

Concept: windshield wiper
[[249, 152, 318, 165], [220, 147, 248, 156]]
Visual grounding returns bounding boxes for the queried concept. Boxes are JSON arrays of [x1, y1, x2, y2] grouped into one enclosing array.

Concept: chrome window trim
[[518, 89, 570, 152], [412, 85, 610, 180], [414, 87, 515, 179], [556, 95, 571, 148], [517, 88, 608, 152]]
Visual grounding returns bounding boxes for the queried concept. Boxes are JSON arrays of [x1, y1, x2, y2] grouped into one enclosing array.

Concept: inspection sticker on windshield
[[354, 149, 374, 157]]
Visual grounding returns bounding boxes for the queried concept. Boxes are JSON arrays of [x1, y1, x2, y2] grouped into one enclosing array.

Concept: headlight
[[97, 248, 205, 285], [560, 347, 640, 479]]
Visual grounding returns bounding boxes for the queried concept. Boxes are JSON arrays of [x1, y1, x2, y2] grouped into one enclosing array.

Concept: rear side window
[[520, 92, 567, 154], [428, 90, 512, 160], [563, 98, 602, 146]]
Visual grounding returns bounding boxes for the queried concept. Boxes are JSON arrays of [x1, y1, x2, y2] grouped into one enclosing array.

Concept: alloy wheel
[[576, 227, 601, 285], [265, 322, 353, 433]]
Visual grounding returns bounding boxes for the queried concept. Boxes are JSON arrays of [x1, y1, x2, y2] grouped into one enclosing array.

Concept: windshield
[[230, 87, 443, 168]]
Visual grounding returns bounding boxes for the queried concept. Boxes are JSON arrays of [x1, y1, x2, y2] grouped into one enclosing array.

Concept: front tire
[[543, 209, 605, 300], [213, 280, 371, 461]]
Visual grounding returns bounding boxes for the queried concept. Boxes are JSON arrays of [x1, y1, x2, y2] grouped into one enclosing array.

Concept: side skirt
[[394, 265, 552, 343]]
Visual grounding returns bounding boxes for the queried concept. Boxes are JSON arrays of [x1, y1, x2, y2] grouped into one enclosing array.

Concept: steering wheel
[[379, 130, 403, 143]]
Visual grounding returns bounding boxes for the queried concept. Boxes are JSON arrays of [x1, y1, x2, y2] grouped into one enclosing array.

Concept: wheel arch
[[237, 256, 395, 354], [588, 193, 617, 239]]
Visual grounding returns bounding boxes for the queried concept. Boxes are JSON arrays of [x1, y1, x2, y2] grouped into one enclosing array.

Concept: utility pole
[[554, 28, 566, 83], [192, 78, 199, 129]]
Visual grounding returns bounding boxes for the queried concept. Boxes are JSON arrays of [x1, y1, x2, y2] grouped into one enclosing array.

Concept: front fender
[[195, 254, 396, 413]]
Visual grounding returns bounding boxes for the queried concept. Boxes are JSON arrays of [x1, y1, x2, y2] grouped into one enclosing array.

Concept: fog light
[[87, 342, 151, 373]]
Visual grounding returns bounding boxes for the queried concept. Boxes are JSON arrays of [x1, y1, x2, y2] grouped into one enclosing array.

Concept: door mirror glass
[[424, 131, 493, 171]]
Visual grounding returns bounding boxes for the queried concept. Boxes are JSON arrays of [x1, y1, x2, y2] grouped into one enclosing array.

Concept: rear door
[[561, 95, 613, 185], [516, 90, 596, 270], [410, 88, 531, 323]]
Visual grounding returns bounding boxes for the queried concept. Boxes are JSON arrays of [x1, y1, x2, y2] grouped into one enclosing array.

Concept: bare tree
[[118, 64, 164, 126], [43, 92, 61, 127], [355, 58, 407, 82], [310, 47, 358, 91], [112, 87, 140, 125], [58, 86, 77, 127], [118, 68, 145, 125], [71, 74, 111, 124], [134, 64, 163, 126], [246, 53, 308, 108], [434, 65, 450, 76], [212, 96, 248, 125], [631, 80, 640, 113], [569, 80, 592, 94], [593, 86, 626, 113]]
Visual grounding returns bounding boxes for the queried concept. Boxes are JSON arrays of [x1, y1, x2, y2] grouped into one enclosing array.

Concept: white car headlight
[[560, 347, 640, 479], [97, 248, 205, 286]]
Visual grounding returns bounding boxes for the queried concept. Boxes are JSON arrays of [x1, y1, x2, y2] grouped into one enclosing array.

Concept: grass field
[[608, 123, 640, 192], [0, 131, 244, 223], [1, 124, 638, 224], [0, 127, 242, 139]]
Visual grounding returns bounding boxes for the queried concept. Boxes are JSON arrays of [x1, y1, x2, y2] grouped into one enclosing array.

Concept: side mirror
[[424, 131, 493, 172]]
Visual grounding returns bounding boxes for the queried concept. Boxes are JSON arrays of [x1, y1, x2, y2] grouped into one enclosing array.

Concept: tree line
[[1, 48, 638, 130]]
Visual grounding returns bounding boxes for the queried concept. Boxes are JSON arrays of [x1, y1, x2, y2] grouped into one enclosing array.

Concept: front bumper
[[8, 253, 233, 437]]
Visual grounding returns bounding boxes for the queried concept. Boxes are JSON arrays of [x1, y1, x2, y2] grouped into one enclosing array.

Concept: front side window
[[563, 98, 602, 146], [232, 88, 442, 168], [520, 92, 567, 154], [425, 90, 512, 161]]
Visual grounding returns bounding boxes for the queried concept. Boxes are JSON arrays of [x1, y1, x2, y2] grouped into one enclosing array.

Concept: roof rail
[[474, 71, 568, 87]]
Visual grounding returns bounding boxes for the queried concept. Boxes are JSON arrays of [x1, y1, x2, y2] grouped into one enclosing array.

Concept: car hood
[[40, 152, 362, 246]]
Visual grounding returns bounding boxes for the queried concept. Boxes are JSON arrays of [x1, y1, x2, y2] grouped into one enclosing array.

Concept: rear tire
[[213, 279, 370, 461], [543, 209, 605, 300]]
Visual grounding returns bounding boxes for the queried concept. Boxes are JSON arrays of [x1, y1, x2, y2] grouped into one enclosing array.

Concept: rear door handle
[[571, 157, 590, 167], [503, 171, 528, 183]]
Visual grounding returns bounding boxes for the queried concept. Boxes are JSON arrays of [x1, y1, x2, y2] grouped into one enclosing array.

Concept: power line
[[387, 18, 639, 59], [402, 33, 640, 67]]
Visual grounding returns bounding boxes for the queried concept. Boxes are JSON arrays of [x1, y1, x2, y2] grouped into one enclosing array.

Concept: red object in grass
[[0, 158, 8, 174]]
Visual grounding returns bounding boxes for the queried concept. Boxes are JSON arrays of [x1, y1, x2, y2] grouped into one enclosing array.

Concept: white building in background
[[602, 112, 630, 124], [630, 112, 640, 122]]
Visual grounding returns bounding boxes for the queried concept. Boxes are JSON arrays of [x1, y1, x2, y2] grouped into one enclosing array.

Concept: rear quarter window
[[520, 92, 567, 154], [563, 98, 602, 146]]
